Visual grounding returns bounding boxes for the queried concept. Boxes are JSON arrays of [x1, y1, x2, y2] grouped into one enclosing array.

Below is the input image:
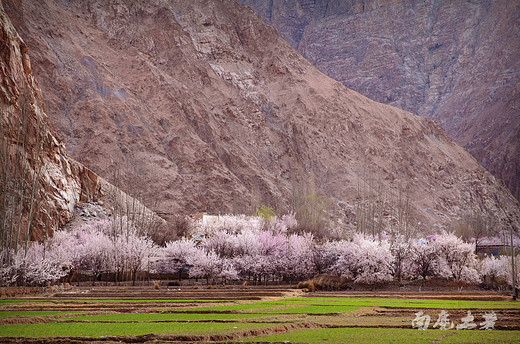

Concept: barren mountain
[[239, 0, 520, 201], [3, 0, 519, 233], [0, 2, 158, 242]]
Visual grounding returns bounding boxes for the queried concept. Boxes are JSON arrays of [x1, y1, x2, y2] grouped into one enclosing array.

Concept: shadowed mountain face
[[239, 0, 520, 201], [3, 0, 519, 233]]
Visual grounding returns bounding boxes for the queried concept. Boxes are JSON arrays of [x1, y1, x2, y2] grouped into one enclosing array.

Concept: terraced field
[[0, 286, 519, 343]]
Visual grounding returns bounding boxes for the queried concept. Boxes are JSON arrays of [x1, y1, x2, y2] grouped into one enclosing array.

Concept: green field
[[0, 321, 274, 337], [64, 312, 275, 321], [1, 287, 519, 343], [177, 297, 520, 312], [0, 310, 84, 318], [248, 327, 520, 344]]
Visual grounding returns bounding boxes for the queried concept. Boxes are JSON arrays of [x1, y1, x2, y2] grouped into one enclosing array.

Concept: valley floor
[[0, 286, 519, 343]]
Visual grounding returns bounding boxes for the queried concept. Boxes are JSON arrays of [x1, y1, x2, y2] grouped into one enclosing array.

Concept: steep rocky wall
[[0, 3, 160, 242], [240, 0, 520, 201], [3, 0, 520, 234], [1, 3, 85, 240]]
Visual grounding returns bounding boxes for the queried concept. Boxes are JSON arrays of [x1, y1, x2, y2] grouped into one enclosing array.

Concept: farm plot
[[0, 286, 519, 343]]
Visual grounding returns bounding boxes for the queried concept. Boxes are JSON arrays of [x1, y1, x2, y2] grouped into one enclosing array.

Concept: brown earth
[[239, 0, 520, 201], [2, 0, 520, 234]]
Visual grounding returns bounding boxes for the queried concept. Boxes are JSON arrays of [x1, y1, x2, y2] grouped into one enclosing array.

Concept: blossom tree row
[[0, 214, 518, 288], [0, 220, 155, 286]]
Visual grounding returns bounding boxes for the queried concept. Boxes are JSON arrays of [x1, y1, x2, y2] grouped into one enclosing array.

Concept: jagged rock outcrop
[[0, 3, 160, 243], [3, 0, 520, 234], [239, 0, 520, 201]]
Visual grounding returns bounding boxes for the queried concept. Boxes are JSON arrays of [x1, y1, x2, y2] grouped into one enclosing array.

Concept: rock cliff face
[[0, 3, 96, 241], [3, 0, 520, 233], [0, 3, 158, 242], [239, 0, 520, 201]]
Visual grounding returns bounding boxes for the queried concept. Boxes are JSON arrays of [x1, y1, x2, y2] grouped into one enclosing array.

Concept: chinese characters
[[412, 310, 497, 330]]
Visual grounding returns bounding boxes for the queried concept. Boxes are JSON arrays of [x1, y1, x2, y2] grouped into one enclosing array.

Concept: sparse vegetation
[[290, 179, 331, 239], [255, 205, 275, 220]]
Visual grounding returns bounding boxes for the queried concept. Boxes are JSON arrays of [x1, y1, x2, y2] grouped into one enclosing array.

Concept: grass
[[0, 321, 274, 337], [261, 305, 360, 314], [283, 297, 520, 310], [0, 298, 233, 304], [4, 296, 516, 309], [72, 298, 236, 303], [247, 327, 520, 344], [177, 301, 286, 312], [172, 297, 520, 314], [1, 292, 518, 342], [64, 312, 275, 321], [0, 311, 82, 318]]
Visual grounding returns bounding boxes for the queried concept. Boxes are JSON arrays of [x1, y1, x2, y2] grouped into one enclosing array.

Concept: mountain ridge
[[239, 0, 520, 201], [3, 0, 519, 234]]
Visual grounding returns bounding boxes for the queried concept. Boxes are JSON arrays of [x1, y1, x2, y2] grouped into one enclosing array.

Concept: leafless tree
[[290, 178, 330, 239], [1, 85, 47, 264], [354, 168, 414, 240], [454, 211, 496, 254]]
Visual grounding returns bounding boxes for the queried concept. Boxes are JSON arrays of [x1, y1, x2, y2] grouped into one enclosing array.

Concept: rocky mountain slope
[[239, 0, 520, 201], [0, 2, 159, 242], [3, 0, 519, 233]]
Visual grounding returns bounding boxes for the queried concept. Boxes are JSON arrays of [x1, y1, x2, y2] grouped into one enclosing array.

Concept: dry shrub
[[312, 274, 351, 290], [297, 280, 315, 292], [151, 215, 192, 246]]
